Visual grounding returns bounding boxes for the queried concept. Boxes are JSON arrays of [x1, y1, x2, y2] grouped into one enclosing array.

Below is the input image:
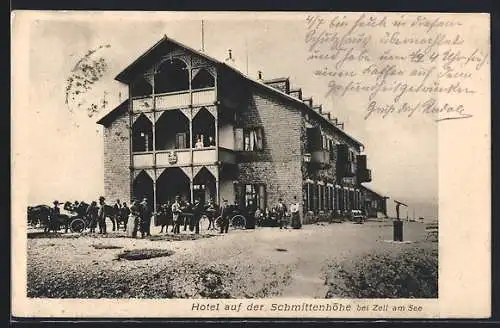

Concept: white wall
[[218, 122, 234, 150]]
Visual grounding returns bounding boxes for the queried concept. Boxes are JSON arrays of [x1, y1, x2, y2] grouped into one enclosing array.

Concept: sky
[[18, 12, 439, 219]]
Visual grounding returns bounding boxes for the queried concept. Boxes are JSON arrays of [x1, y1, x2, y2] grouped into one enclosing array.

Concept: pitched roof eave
[[96, 99, 129, 126]]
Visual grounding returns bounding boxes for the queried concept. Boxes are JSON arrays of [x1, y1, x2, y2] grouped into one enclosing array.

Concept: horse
[[27, 205, 51, 231], [101, 204, 128, 231], [157, 204, 173, 233]]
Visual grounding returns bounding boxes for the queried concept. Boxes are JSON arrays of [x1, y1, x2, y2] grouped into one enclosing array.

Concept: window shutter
[[256, 128, 263, 150], [234, 128, 244, 151]]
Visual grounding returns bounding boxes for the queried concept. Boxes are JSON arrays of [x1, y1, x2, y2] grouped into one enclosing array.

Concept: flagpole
[[201, 20, 205, 52]]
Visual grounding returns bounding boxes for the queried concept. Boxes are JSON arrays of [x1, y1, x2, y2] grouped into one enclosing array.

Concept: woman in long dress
[[290, 196, 302, 229]]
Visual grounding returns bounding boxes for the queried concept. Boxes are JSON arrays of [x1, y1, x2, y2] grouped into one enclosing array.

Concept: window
[[243, 127, 263, 151], [244, 184, 266, 210], [349, 150, 356, 162]]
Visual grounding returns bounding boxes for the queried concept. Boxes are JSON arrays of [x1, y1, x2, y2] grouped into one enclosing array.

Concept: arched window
[[191, 68, 215, 89], [130, 76, 152, 98], [132, 114, 153, 152], [154, 58, 189, 94]]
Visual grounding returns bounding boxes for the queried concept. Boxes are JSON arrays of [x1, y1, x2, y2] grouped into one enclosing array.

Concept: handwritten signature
[[364, 98, 473, 122]]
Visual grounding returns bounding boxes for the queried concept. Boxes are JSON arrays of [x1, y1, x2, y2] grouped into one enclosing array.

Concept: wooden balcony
[[132, 96, 154, 113], [155, 92, 190, 110], [131, 89, 216, 112], [133, 152, 154, 168], [133, 147, 235, 169]]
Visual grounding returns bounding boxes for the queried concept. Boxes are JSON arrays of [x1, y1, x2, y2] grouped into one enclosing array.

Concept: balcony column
[[153, 170, 157, 223], [190, 178, 194, 204]]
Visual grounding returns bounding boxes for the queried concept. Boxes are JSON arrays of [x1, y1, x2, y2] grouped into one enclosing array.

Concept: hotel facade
[[97, 36, 383, 222]]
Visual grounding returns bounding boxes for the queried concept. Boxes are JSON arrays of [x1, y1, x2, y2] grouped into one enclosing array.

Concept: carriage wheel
[[215, 216, 223, 228], [231, 215, 246, 229], [70, 218, 86, 233]]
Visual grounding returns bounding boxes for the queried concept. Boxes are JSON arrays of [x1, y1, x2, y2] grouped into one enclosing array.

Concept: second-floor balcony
[[132, 89, 216, 113], [133, 147, 236, 169]]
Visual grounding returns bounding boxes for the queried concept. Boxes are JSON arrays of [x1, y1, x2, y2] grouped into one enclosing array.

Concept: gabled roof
[[360, 185, 389, 199], [111, 35, 364, 148], [96, 99, 129, 126]]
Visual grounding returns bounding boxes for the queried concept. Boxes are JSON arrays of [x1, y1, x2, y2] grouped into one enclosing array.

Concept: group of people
[[51, 194, 302, 237], [252, 197, 302, 229], [156, 196, 228, 235], [194, 135, 216, 149]]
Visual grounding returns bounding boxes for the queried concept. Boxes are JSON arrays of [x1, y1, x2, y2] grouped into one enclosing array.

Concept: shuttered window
[[243, 127, 263, 151]]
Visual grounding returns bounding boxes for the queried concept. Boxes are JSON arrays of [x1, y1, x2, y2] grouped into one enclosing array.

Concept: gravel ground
[[27, 221, 437, 299]]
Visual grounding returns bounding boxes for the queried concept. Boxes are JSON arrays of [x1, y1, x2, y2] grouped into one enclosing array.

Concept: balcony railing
[[132, 96, 154, 113], [358, 168, 372, 183], [192, 89, 216, 106], [133, 152, 154, 167], [133, 147, 235, 169], [156, 92, 190, 110], [131, 89, 216, 112]]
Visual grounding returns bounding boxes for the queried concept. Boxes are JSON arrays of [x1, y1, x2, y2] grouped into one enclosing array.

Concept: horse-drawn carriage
[[27, 201, 127, 234]]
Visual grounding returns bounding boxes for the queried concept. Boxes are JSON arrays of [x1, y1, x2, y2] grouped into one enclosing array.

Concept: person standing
[[275, 198, 288, 229], [97, 196, 107, 235], [220, 199, 230, 234], [158, 203, 168, 233], [120, 202, 130, 232], [86, 201, 99, 233], [191, 198, 203, 234], [113, 199, 122, 231], [205, 199, 217, 230], [171, 196, 182, 234], [290, 196, 302, 229], [129, 199, 142, 238], [182, 200, 191, 232], [140, 197, 152, 238]]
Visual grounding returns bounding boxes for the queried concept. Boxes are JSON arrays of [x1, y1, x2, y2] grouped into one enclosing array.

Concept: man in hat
[[140, 197, 152, 238], [98, 196, 107, 234], [171, 196, 182, 234], [220, 199, 230, 234], [191, 198, 203, 235], [52, 200, 61, 215]]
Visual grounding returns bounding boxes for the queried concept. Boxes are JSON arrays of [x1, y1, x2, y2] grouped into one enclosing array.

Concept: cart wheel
[[70, 218, 86, 233], [231, 215, 246, 229], [215, 216, 223, 228]]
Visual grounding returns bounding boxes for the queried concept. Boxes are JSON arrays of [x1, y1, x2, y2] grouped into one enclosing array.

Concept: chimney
[[258, 71, 263, 81], [225, 49, 235, 64]]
